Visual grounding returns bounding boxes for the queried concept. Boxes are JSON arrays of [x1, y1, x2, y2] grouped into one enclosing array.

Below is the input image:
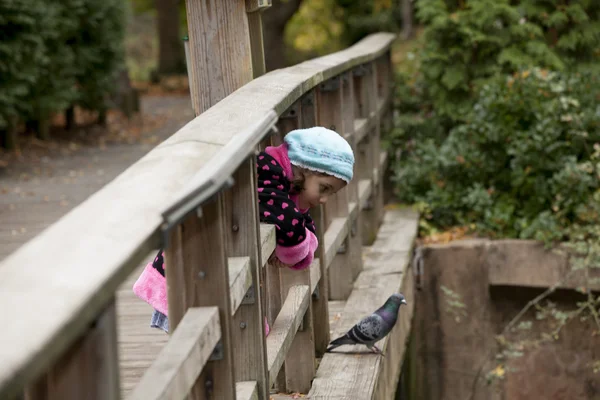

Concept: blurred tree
[[155, 0, 186, 76], [334, 0, 402, 45], [263, 0, 304, 71], [284, 0, 345, 65]]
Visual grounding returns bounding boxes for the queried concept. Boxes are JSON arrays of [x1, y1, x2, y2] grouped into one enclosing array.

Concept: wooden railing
[[0, 32, 395, 400]]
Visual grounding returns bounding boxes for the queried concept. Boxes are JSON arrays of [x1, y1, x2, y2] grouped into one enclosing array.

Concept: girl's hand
[[268, 254, 293, 269]]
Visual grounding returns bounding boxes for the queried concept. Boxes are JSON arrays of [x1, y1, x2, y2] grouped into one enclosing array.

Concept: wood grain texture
[[309, 204, 331, 356], [185, 0, 253, 115], [235, 380, 259, 400], [165, 198, 235, 400], [265, 285, 310, 384], [0, 35, 395, 398], [301, 90, 331, 356], [228, 256, 252, 315], [222, 158, 269, 399], [280, 261, 315, 393], [24, 300, 120, 400], [308, 209, 419, 400], [317, 78, 354, 300], [341, 72, 364, 288], [128, 307, 220, 400], [260, 224, 276, 267]]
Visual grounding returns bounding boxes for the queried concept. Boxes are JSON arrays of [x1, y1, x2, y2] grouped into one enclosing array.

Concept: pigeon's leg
[[372, 344, 385, 357]]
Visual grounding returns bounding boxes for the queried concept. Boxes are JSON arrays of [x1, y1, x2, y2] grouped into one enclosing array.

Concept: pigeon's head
[[388, 293, 407, 307]]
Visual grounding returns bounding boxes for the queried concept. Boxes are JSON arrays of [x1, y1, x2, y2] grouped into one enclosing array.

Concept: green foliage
[[286, 0, 401, 64], [0, 0, 126, 134], [415, 0, 567, 119], [392, 68, 600, 241], [334, 0, 401, 45], [285, 0, 346, 64]]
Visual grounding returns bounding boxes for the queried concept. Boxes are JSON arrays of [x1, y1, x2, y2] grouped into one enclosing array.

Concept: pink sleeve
[[275, 228, 319, 270]]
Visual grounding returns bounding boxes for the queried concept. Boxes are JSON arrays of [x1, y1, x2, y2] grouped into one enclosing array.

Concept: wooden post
[[275, 102, 316, 393], [185, 0, 254, 115], [354, 63, 379, 245], [369, 60, 384, 227], [301, 90, 331, 356], [341, 72, 364, 282], [166, 199, 235, 400], [317, 76, 354, 300], [222, 158, 269, 399], [246, 0, 271, 78], [24, 300, 120, 400]]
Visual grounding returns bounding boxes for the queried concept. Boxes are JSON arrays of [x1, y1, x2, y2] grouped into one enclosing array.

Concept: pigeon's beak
[[401, 299, 407, 305]]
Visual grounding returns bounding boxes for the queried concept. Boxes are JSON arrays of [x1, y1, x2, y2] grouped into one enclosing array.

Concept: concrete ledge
[[308, 207, 419, 399]]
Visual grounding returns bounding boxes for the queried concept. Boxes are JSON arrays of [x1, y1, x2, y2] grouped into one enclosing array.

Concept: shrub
[[392, 68, 600, 241]]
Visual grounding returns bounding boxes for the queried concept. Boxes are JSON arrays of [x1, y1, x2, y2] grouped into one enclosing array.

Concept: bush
[[392, 68, 600, 241], [0, 0, 125, 142]]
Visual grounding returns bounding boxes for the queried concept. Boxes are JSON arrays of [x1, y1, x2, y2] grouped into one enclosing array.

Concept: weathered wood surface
[[127, 307, 220, 400], [308, 208, 419, 400]]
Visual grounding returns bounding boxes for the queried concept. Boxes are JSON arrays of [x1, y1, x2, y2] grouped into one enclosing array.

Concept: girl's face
[[296, 172, 347, 210]]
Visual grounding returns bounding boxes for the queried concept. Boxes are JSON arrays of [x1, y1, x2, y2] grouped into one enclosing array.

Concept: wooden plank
[[280, 265, 315, 393], [309, 204, 331, 356], [302, 90, 331, 357], [245, 0, 269, 77], [222, 157, 269, 399], [260, 224, 276, 267], [185, 0, 252, 115], [127, 307, 220, 400], [266, 285, 310, 384], [358, 180, 373, 210], [341, 72, 364, 287], [165, 198, 235, 400], [354, 118, 370, 143], [310, 259, 321, 294], [228, 256, 252, 315], [0, 33, 395, 399], [308, 208, 419, 400], [24, 300, 120, 400], [236, 380, 259, 400], [323, 218, 349, 269], [317, 74, 354, 301]]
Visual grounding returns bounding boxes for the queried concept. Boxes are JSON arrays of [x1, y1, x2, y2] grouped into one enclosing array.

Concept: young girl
[[133, 126, 355, 334]]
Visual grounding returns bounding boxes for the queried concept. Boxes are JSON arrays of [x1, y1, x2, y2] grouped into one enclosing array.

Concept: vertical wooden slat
[[223, 158, 269, 400], [166, 198, 235, 400], [368, 60, 385, 229], [317, 76, 354, 300], [245, 0, 270, 78], [24, 300, 120, 400], [354, 63, 379, 245], [279, 268, 315, 394], [275, 102, 316, 393], [341, 71, 364, 283], [301, 90, 331, 356], [266, 103, 302, 393]]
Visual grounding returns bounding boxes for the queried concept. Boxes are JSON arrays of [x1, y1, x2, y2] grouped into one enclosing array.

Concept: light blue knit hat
[[284, 126, 354, 183]]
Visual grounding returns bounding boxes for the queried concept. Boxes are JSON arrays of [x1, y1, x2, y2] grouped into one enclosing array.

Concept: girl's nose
[[319, 197, 328, 204]]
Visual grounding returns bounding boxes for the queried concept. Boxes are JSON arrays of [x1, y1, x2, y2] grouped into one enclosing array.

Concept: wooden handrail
[[0, 32, 396, 399]]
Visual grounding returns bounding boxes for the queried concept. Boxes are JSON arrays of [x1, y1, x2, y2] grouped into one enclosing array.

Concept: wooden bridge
[[0, 2, 418, 399]]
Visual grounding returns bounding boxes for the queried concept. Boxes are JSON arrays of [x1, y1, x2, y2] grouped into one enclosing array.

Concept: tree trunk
[[261, 0, 303, 72], [401, 0, 414, 40], [155, 0, 186, 75]]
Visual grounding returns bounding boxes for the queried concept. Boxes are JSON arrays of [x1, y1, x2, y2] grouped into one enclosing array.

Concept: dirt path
[[0, 95, 194, 261]]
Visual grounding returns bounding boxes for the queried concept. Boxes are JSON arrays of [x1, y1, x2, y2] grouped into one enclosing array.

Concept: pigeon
[[326, 293, 407, 355]]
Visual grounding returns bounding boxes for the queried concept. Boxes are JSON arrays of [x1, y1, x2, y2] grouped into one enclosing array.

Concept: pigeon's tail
[[326, 334, 355, 352]]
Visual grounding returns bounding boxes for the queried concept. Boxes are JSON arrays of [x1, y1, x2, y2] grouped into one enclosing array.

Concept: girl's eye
[[319, 185, 328, 193]]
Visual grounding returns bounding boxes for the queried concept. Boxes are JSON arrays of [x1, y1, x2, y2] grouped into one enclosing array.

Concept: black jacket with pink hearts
[[257, 145, 318, 270]]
